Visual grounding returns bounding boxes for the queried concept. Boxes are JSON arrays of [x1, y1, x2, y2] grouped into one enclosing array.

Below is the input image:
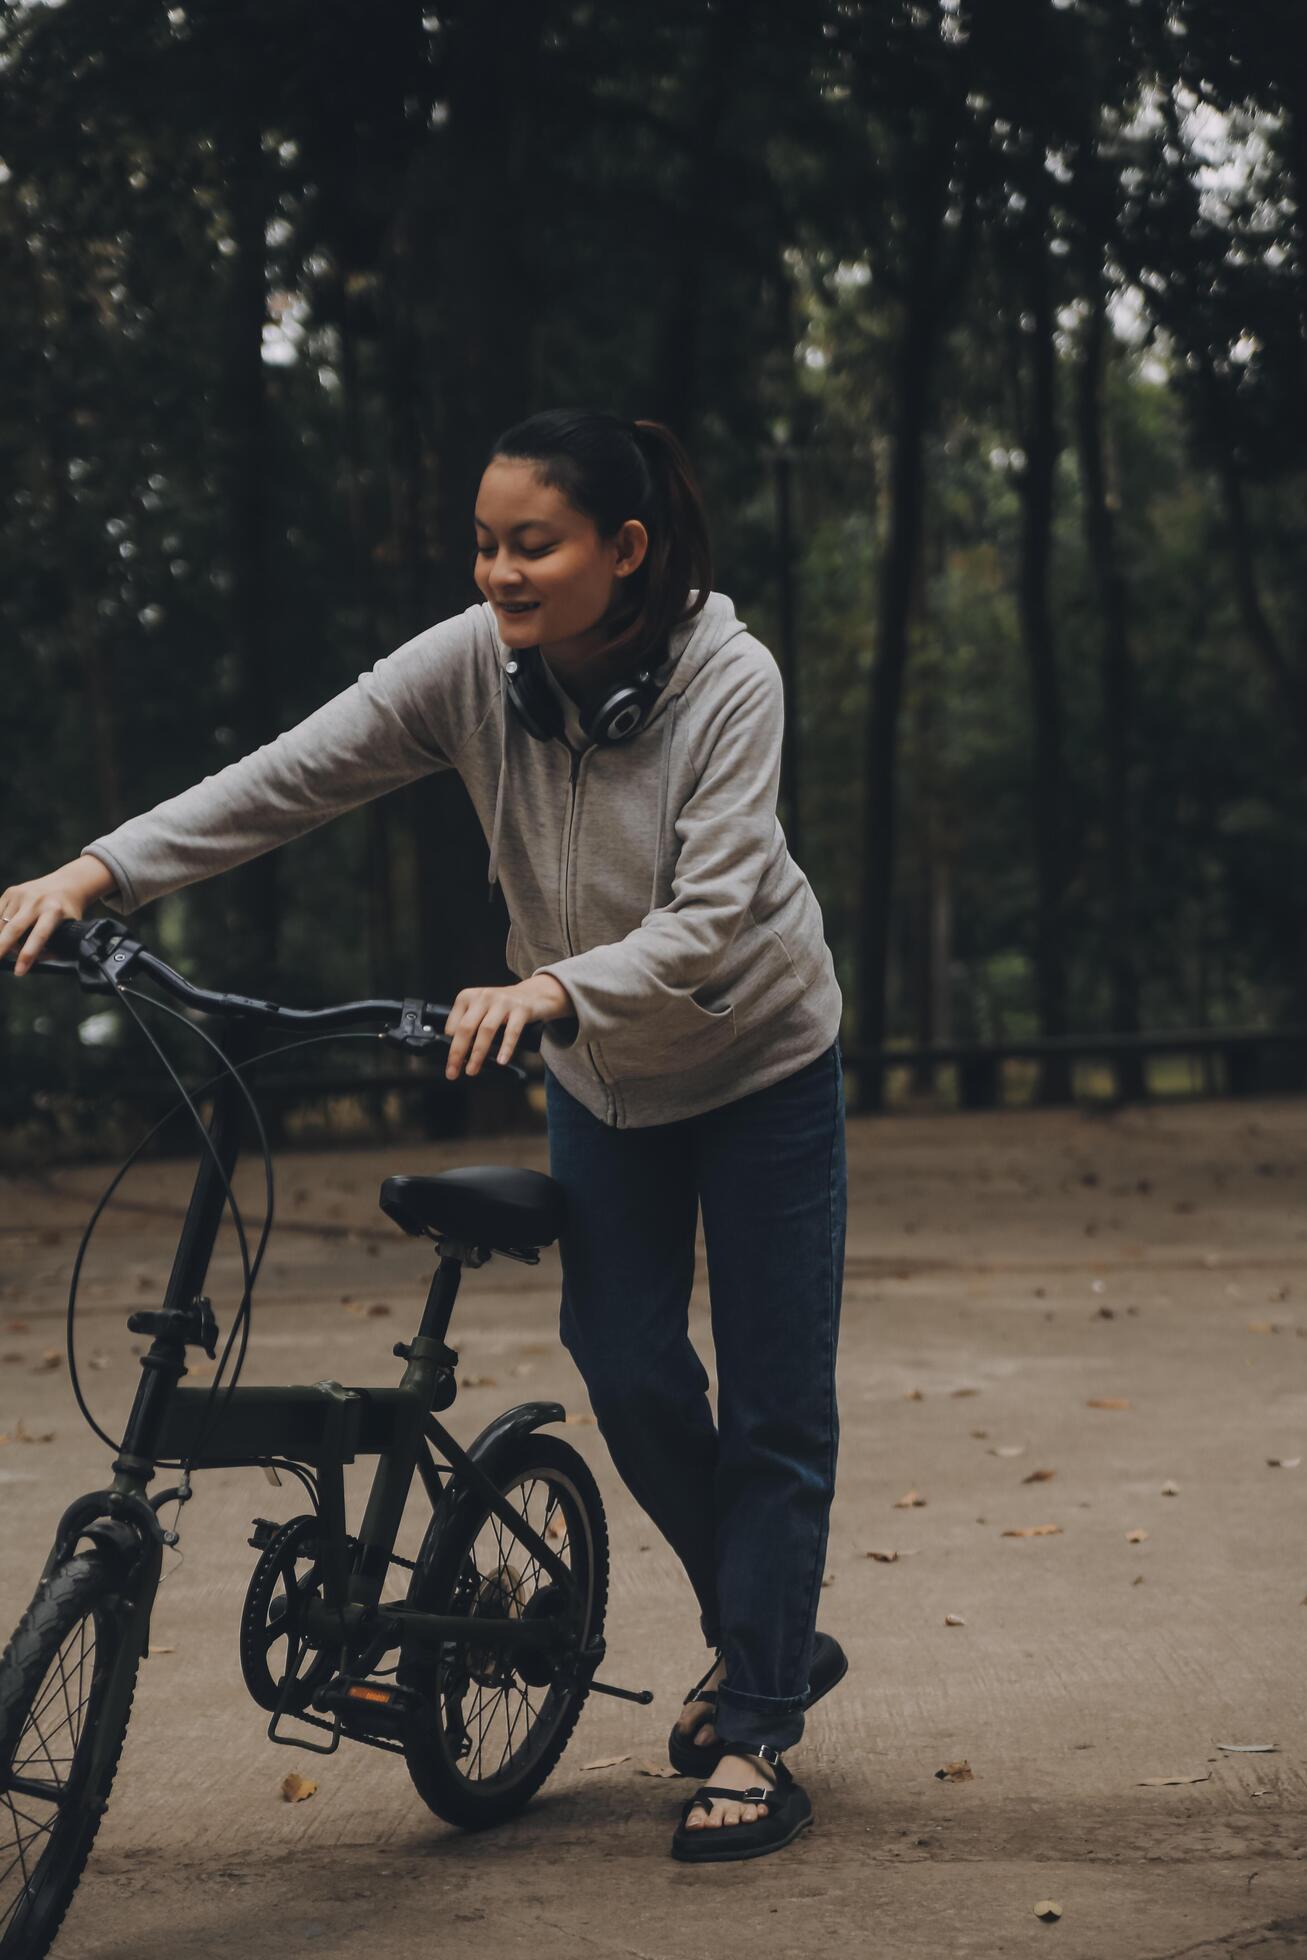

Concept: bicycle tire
[[399, 1430, 608, 1832], [0, 1553, 141, 1960]]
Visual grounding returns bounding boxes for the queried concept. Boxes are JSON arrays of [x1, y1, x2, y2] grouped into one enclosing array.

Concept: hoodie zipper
[[559, 737, 618, 1123]]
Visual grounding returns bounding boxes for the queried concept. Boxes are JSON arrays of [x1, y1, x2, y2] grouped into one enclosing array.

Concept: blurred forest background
[[3, 0, 1307, 1149]]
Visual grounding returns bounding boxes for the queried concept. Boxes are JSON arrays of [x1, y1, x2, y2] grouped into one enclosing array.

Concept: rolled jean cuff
[[713, 1702, 805, 1755], [716, 1685, 808, 1717]]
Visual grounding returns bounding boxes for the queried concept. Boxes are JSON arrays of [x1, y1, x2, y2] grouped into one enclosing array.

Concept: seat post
[[418, 1252, 463, 1345]]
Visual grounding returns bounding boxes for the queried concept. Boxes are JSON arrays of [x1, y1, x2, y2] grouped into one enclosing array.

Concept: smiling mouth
[[497, 601, 539, 614]]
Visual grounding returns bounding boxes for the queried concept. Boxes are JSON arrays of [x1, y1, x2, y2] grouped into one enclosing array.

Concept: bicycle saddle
[[378, 1167, 565, 1251]]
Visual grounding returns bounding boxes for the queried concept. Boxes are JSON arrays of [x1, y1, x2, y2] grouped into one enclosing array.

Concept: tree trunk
[[220, 67, 279, 995], [854, 99, 967, 1114], [1075, 279, 1146, 1100], [650, 0, 753, 437], [401, 0, 545, 1137], [1010, 221, 1072, 1104]]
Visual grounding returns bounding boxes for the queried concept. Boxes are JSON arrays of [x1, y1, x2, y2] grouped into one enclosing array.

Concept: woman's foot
[[682, 1750, 778, 1830], [673, 1651, 726, 1753]]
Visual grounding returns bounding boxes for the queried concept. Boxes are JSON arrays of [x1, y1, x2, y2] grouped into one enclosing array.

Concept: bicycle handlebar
[[0, 916, 544, 1059]]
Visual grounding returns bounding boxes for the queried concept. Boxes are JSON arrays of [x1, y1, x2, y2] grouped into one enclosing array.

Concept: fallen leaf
[[1215, 1741, 1278, 1753], [970, 1429, 989, 1439], [1033, 1900, 1062, 1922], [545, 1512, 567, 1541], [1126, 1528, 1148, 1543], [990, 1445, 1026, 1458], [5, 1318, 29, 1333], [1001, 1524, 1063, 1538], [903, 1388, 924, 1401], [944, 1613, 965, 1626], [866, 1549, 900, 1562], [86, 1352, 110, 1370], [1248, 1321, 1280, 1335], [934, 1760, 973, 1782], [950, 1387, 980, 1398], [366, 1303, 391, 1318], [460, 1374, 499, 1388], [564, 1411, 596, 1425], [147, 1645, 176, 1656], [1267, 1457, 1301, 1469], [894, 1489, 926, 1508], [33, 1349, 62, 1373], [14, 1418, 54, 1444], [1161, 1480, 1180, 1495], [820, 1573, 836, 1586], [632, 1759, 680, 1779], [280, 1773, 317, 1802], [1022, 1468, 1056, 1483], [582, 1754, 631, 1771], [1087, 1397, 1131, 1410], [1138, 1770, 1212, 1786]]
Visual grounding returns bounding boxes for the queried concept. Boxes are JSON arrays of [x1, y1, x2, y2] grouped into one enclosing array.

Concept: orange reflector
[[346, 1685, 393, 1704]]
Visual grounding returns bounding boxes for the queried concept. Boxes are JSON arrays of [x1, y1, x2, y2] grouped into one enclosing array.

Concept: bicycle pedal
[[311, 1677, 424, 1739]]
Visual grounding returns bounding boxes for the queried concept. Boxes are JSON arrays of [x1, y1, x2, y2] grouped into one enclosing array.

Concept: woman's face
[[473, 456, 647, 658]]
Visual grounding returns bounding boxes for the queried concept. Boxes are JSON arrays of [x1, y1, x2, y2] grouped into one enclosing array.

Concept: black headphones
[[503, 643, 666, 747]]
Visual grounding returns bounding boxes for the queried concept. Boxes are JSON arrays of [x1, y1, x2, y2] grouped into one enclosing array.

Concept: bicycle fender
[[418, 1399, 566, 1557], [461, 1400, 567, 1475]]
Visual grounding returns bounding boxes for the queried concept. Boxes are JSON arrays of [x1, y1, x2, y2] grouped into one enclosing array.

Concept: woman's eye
[[474, 544, 554, 557]]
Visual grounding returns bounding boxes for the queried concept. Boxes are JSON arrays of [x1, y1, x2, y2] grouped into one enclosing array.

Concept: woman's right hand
[[0, 858, 117, 977]]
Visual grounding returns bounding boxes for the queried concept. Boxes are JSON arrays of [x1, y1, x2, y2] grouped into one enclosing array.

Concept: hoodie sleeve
[[532, 653, 783, 1050], [82, 609, 488, 914]]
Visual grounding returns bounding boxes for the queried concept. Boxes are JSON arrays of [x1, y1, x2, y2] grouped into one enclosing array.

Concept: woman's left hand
[[443, 974, 573, 1078]]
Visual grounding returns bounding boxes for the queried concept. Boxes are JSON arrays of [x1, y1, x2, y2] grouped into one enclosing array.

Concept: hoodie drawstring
[[648, 695, 678, 918], [486, 664, 508, 902]]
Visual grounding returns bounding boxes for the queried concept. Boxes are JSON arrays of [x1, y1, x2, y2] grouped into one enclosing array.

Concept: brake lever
[[381, 998, 530, 1083]]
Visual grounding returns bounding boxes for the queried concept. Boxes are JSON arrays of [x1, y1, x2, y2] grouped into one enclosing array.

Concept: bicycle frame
[[40, 1012, 588, 1770]]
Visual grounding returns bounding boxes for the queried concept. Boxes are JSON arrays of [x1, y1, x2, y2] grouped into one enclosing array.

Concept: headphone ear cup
[[586, 670, 659, 746], [503, 650, 563, 742]]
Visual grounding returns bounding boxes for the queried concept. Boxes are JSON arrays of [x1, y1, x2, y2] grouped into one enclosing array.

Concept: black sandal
[[670, 1743, 813, 1864], [666, 1630, 848, 1780]]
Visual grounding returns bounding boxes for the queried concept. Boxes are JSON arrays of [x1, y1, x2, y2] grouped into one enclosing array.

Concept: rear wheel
[[399, 1430, 608, 1830], [0, 1554, 141, 1960]]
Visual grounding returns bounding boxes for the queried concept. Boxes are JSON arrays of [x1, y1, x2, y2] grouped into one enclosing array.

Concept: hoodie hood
[[485, 588, 750, 909]]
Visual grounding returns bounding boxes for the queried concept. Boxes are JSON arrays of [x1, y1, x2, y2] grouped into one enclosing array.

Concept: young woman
[[0, 407, 849, 1865]]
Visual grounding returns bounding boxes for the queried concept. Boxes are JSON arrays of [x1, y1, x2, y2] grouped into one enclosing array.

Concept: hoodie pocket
[[597, 988, 737, 1082]]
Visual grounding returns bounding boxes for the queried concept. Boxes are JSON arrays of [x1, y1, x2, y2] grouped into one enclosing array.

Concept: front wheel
[[0, 1554, 142, 1960], [399, 1429, 608, 1831]]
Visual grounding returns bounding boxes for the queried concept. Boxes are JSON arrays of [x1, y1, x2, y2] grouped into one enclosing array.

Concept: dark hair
[[485, 405, 713, 671]]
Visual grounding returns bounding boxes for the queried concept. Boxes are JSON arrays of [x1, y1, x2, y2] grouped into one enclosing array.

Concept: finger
[[444, 996, 476, 1077], [464, 1009, 508, 1077], [16, 909, 64, 978], [494, 1010, 526, 1066], [2, 903, 36, 969]]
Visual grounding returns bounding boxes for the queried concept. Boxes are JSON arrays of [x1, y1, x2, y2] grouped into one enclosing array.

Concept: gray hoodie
[[82, 590, 843, 1128]]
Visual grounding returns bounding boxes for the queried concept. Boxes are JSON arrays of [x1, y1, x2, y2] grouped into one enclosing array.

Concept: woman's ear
[[613, 518, 649, 578]]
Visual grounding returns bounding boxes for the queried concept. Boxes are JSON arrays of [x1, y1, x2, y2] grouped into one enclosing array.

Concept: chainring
[[238, 1514, 340, 1713]]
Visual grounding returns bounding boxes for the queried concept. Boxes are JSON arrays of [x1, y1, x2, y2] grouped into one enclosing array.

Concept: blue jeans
[[544, 1038, 847, 1754]]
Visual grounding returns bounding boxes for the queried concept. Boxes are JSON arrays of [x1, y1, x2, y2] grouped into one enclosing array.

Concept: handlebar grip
[[46, 920, 95, 959]]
